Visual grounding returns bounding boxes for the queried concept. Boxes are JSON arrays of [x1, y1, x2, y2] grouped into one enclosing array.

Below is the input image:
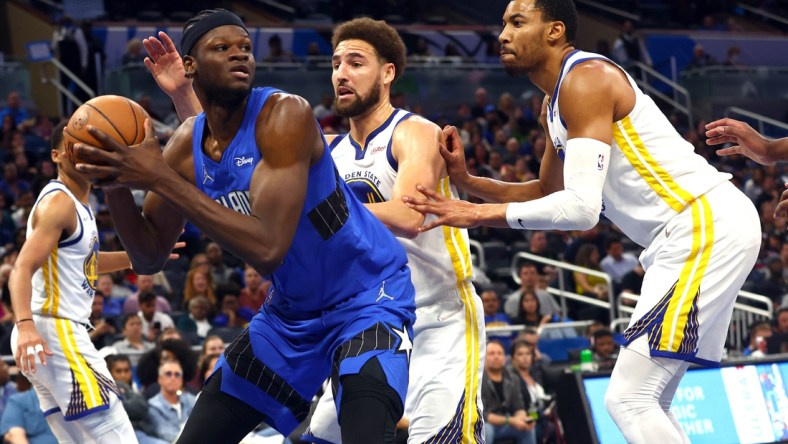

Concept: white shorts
[[305, 284, 486, 443], [11, 315, 127, 435], [623, 181, 760, 365]]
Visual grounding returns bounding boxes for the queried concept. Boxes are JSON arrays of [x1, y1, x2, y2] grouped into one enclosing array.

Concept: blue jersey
[[192, 87, 409, 311]]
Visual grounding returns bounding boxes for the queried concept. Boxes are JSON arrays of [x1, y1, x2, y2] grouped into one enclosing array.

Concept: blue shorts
[[211, 265, 416, 435]]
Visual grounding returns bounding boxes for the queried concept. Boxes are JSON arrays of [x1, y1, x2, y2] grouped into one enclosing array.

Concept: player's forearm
[[4, 428, 29, 444], [171, 88, 203, 121], [105, 189, 173, 273], [364, 201, 424, 239], [463, 175, 545, 204], [768, 138, 788, 163], [8, 268, 34, 320], [152, 171, 287, 275], [97, 251, 132, 274]]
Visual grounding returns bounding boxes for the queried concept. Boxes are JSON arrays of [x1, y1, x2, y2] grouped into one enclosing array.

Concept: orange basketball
[[64, 95, 149, 174]]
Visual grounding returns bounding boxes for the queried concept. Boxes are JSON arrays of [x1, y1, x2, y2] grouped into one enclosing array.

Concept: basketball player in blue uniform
[[72, 9, 416, 444]]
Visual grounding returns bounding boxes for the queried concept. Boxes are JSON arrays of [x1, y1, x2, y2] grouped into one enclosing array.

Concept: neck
[[56, 173, 91, 204], [487, 368, 503, 381], [198, 92, 249, 154], [528, 46, 576, 97], [349, 99, 395, 146], [162, 390, 179, 404]]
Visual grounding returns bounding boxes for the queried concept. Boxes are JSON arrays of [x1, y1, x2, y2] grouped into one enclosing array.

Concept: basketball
[[64, 95, 149, 172]]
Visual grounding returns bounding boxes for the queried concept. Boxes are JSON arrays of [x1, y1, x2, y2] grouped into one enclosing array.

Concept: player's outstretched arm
[[364, 117, 444, 238], [97, 241, 185, 274], [8, 194, 68, 373], [706, 118, 788, 165], [441, 97, 564, 204], [143, 31, 203, 120]]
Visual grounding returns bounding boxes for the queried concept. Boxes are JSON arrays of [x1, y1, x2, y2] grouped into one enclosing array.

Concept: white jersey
[[331, 109, 474, 305], [27, 181, 99, 324], [546, 50, 731, 247]]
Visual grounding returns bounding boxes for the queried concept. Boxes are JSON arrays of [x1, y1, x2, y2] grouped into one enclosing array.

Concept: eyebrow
[[506, 13, 527, 21], [332, 51, 368, 61]]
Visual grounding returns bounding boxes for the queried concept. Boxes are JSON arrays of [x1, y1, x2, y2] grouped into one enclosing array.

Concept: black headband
[[181, 11, 248, 57]]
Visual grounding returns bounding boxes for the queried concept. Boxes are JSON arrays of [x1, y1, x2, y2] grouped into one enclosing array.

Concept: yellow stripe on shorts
[[659, 196, 713, 352], [55, 318, 104, 411], [438, 177, 481, 443]]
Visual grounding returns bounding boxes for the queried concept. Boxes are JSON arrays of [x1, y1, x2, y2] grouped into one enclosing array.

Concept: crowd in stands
[[0, 30, 786, 439]]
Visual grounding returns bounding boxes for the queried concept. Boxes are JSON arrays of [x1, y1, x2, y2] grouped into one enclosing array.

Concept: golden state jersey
[[27, 181, 99, 324], [330, 109, 474, 305], [546, 50, 731, 247]]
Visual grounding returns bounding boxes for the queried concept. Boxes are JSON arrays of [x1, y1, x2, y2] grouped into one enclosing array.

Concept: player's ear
[[546, 20, 566, 45], [382, 61, 396, 86], [183, 55, 196, 79]]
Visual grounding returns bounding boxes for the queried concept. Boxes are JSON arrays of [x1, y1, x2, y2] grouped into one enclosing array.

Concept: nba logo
[[597, 154, 604, 171]]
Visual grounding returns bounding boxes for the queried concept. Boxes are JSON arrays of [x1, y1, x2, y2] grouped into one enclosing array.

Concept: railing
[[485, 320, 594, 338], [629, 60, 694, 131], [736, 2, 788, 27], [468, 239, 485, 271], [725, 106, 788, 138], [612, 290, 772, 351], [511, 252, 616, 323]]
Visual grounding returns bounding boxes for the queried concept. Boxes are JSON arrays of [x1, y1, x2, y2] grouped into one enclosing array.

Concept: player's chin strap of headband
[[181, 11, 248, 57]]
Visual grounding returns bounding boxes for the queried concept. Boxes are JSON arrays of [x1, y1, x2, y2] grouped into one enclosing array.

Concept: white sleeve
[[505, 138, 610, 231]]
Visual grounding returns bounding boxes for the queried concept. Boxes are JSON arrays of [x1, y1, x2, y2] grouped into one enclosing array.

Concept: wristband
[[504, 414, 510, 426], [16, 318, 33, 325]]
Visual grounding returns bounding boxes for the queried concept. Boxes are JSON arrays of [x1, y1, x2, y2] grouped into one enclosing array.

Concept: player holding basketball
[[73, 9, 416, 444], [141, 18, 486, 443], [403, 1, 761, 443], [8, 121, 139, 443]]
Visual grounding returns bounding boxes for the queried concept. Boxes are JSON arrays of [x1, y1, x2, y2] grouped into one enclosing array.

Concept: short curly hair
[[331, 18, 407, 82]]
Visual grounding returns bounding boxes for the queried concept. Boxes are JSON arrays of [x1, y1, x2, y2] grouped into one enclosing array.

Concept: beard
[[502, 59, 531, 77], [334, 81, 382, 118]]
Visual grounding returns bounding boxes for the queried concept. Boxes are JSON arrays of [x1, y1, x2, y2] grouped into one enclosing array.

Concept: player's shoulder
[[32, 187, 76, 226], [393, 114, 440, 140], [562, 59, 624, 93], [163, 117, 197, 182], [261, 92, 313, 120]]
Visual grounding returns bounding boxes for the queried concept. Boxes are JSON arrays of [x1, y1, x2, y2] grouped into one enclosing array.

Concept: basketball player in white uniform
[[9, 122, 140, 443], [138, 19, 485, 444], [304, 18, 485, 444], [403, 1, 760, 443]]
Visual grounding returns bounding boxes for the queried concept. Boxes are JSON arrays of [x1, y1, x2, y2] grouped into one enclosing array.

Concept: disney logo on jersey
[[234, 155, 254, 168], [82, 234, 99, 293]]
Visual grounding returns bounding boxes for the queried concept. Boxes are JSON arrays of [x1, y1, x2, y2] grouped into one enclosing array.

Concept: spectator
[[517, 327, 551, 367], [264, 34, 294, 62], [181, 268, 217, 312], [189, 253, 210, 273], [505, 263, 560, 321], [743, 321, 773, 356], [524, 231, 559, 278], [312, 93, 334, 121], [573, 244, 610, 323], [724, 46, 744, 67], [482, 288, 514, 347], [612, 20, 652, 70], [756, 256, 787, 304], [113, 313, 155, 355], [0, 92, 30, 128], [199, 353, 222, 382], [123, 274, 172, 315], [590, 329, 619, 370], [176, 296, 213, 339], [205, 242, 238, 286], [685, 44, 718, 71], [122, 38, 146, 66], [482, 340, 535, 444], [51, 16, 87, 113], [211, 284, 254, 328], [137, 339, 199, 399], [238, 264, 269, 313], [116, 356, 162, 442], [0, 375, 57, 444], [138, 291, 175, 342], [0, 359, 17, 419], [776, 307, 788, 334], [511, 289, 552, 328], [0, 163, 31, 206], [471, 87, 490, 120], [88, 290, 117, 349], [619, 263, 644, 307], [200, 334, 225, 365], [510, 340, 551, 443], [599, 237, 639, 292], [148, 361, 197, 443]]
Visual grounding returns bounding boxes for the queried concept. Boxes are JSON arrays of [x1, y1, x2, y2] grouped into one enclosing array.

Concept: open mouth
[[230, 65, 250, 79], [336, 86, 354, 98]]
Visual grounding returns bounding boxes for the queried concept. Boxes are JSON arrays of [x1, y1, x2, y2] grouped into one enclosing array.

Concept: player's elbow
[[395, 221, 422, 239], [250, 249, 287, 276], [557, 192, 601, 231]]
